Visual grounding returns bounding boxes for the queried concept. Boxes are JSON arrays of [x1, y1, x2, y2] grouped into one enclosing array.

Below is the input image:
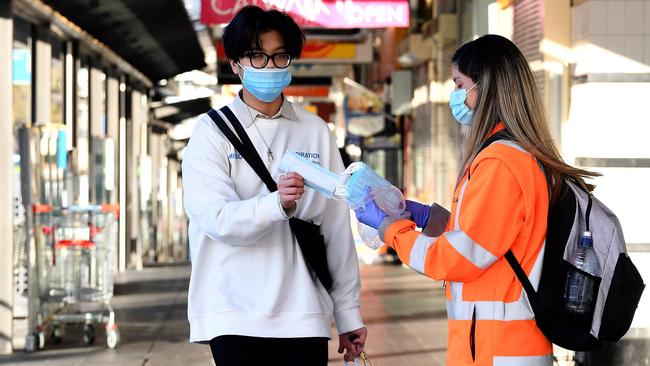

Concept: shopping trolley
[[35, 204, 120, 349]]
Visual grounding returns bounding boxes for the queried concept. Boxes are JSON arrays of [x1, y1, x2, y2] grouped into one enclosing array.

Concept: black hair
[[222, 6, 305, 61], [451, 34, 523, 83]]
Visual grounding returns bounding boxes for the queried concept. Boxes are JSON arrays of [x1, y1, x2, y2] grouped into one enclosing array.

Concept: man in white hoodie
[[182, 6, 366, 365]]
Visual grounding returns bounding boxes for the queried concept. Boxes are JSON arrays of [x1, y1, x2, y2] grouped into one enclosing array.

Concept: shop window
[[12, 17, 31, 128], [51, 39, 64, 126], [11, 17, 33, 323], [100, 71, 107, 136], [91, 69, 109, 203], [46, 38, 67, 207], [76, 57, 90, 205]]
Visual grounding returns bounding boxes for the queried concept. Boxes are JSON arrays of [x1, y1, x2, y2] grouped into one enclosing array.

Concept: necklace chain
[[246, 105, 276, 162]]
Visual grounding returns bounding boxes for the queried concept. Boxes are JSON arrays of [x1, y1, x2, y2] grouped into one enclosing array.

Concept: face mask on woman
[[238, 63, 292, 102], [449, 83, 477, 125]]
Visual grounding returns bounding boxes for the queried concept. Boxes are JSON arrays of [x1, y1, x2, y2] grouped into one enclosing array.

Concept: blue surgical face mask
[[238, 63, 292, 103], [344, 163, 394, 209], [449, 83, 477, 125]]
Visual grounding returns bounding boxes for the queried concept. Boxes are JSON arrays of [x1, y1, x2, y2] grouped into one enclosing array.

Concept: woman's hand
[[278, 172, 304, 210], [405, 200, 431, 228], [354, 197, 387, 229]]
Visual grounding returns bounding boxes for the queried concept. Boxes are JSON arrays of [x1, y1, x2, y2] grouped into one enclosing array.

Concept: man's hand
[[278, 172, 305, 210], [338, 327, 367, 362]]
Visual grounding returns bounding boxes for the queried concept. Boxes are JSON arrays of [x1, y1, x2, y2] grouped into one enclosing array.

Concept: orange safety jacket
[[379, 124, 553, 366]]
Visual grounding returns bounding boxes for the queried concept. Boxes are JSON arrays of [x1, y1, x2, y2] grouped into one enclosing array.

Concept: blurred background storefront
[[0, 0, 208, 352], [1, 0, 649, 363]]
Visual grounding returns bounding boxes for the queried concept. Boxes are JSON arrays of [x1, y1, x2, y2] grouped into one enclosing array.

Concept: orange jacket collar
[[488, 122, 506, 137]]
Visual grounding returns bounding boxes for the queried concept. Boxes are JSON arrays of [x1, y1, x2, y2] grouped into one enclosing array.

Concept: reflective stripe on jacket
[[380, 125, 552, 365]]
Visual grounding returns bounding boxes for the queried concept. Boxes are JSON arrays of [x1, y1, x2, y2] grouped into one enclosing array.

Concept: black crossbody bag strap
[[206, 107, 333, 291], [207, 108, 278, 192]]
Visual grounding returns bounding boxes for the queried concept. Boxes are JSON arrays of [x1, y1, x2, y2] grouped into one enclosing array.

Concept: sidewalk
[[0, 262, 447, 365]]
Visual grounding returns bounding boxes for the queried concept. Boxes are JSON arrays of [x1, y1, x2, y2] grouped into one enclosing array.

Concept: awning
[[42, 0, 206, 81], [150, 97, 212, 125]]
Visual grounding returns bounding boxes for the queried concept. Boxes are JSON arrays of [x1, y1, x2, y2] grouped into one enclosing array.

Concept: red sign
[[201, 0, 409, 28], [284, 86, 330, 97]]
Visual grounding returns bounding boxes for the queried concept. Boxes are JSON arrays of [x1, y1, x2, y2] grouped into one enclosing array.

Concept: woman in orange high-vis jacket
[[355, 35, 599, 366]]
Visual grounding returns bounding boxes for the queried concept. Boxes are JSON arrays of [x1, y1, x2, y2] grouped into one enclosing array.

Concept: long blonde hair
[[452, 35, 598, 202]]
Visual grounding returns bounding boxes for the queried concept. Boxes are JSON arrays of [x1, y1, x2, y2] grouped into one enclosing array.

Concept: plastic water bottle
[[564, 231, 600, 314]]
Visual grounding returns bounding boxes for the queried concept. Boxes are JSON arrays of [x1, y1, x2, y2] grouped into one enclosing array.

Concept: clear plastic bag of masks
[[278, 151, 408, 249], [356, 185, 409, 249]]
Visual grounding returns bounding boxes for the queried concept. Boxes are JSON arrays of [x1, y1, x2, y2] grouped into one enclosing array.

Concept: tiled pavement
[[0, 260, 448, 366]]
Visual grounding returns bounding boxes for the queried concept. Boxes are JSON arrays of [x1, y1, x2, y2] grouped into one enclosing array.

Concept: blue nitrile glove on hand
[[405, 200, 430, 228], [354, 197, 387, 230]]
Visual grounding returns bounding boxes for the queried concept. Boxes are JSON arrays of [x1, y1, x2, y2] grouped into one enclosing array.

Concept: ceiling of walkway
[[43, 0, 206, 81]]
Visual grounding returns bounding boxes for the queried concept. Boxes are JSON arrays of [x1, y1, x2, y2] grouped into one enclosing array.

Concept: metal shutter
[[513, 0, 545, 96]]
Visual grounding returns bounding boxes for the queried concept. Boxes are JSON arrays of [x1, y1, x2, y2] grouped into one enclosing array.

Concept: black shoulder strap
[[468, 129, 539, 300], [221, 107, 256, 153], [207, 107, 333, 291], [468, 130, 513, 180], [504, 250, 537, 299], [207, 107, 278, 192]]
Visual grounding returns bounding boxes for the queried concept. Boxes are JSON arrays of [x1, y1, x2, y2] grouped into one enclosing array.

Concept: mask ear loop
[[466, 82, 478, 93], [235, 61, 246, 83]]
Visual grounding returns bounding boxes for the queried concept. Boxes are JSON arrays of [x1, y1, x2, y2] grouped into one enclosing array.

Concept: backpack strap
[[504, 251, 538, 299], [467, 130, 513, 180], [468, 129, 539, 300]]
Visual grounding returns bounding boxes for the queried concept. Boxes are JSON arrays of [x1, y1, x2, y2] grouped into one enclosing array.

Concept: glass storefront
[[49, 38, 66, 207], [7, 14, 188, 276], [12, 18, 31, 128], [11, 16, 32, 323], [75, 57, 90, 205], [51, 40, 64, 126], [91, 69, 110, 204]]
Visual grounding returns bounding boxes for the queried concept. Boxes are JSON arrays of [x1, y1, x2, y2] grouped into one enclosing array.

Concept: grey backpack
[[481, 131, 646, 351]]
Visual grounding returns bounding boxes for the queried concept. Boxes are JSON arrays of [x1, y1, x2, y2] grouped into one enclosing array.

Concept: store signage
[[284, 86, 330, 97], [201, 0, 409, 28], [216, 38, 372, 64], [302, 41, 356, 59], [216, 40, 356, 61], [291, 64, 350, 77]]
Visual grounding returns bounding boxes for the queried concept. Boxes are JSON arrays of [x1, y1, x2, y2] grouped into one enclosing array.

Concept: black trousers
[[209, 335, 328, 366]]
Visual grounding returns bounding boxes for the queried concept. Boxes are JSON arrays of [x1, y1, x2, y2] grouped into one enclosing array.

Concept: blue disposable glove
[[354, 198, 387, 230], [405, 200, 430, 228]]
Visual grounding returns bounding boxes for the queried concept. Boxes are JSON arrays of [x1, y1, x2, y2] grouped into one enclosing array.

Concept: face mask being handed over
[[238, 63, 292, 103], [449, 82, 478, 125]]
